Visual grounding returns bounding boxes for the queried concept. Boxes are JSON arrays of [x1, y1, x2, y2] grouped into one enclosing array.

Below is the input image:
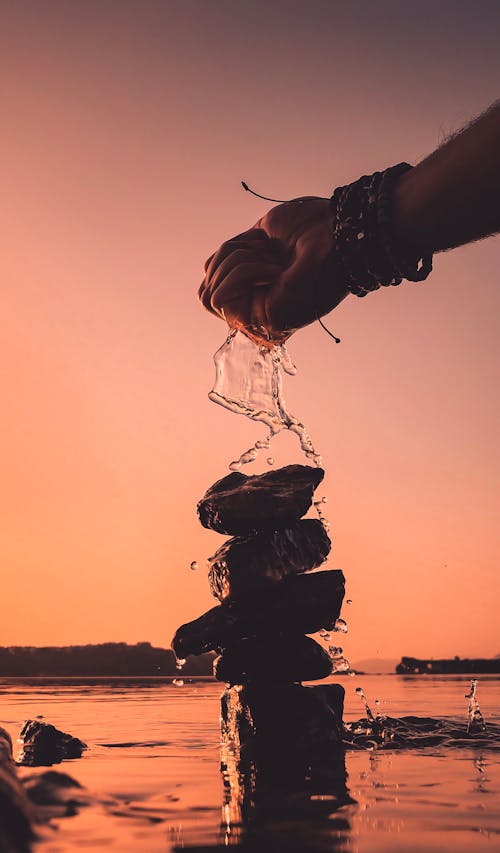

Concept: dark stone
[[197, 465, 325, 535], [218, 685, 352, 853], [214, 635, 333, 685], [17, 721, 87, 767], [208, 519, 331, 602], [221, 681, 344, 752], [0, 727, 35, 851], [172, 569, 345, 659], [21, 770, 90, 820]]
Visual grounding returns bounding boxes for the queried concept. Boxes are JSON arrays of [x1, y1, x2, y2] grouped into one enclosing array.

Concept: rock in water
[[198, 465, 325, 535], [18, 721, 87, 767], [0, 727, 35, 851], [214, 635, 333, 685], [220, 686, 350, 850], [172, 570, 345, 658], [208, 519, 331, 602], [221, 682, 345, 752]]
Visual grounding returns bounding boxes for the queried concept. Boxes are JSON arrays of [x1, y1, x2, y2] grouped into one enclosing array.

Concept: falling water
[[175, 657, 186, 671], [209, 330, 323, 470], [465, 679, 486, 734]]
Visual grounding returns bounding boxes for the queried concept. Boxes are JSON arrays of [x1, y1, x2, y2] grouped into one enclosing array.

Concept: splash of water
[[355, 686, 377, 725], [209, 330, 323, 470], [465, 679, 486, 734]]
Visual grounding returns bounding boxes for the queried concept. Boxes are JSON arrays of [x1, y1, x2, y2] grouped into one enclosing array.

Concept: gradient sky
[[1, 0, 499, 662]]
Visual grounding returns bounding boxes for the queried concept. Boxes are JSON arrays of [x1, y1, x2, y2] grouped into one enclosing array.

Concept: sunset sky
[[1, 0, 499, 662]]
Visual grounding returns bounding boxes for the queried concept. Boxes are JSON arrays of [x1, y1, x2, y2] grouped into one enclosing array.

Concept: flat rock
[[214, 635, 333, 685], [208, 519, 331, 602], [197, 465, 325, 535], [172, 569, 345, 658], [17, 721, 87, 767]]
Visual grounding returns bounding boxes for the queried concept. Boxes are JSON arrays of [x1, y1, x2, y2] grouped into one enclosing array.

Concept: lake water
[[1, 674, 499, 851]]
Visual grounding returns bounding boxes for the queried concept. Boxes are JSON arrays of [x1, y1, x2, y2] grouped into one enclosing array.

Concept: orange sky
[[1, 0, 499, 661]]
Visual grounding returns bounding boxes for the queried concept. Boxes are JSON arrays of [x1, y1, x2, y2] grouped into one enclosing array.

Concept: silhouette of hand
[[198, 197, 349, 344]]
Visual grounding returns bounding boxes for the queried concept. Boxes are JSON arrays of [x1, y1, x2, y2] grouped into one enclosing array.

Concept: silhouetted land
[[397, 656, 500, 674], [0, 643, 214, 677]]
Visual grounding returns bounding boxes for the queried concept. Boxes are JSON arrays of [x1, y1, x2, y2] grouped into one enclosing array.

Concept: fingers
[[199, 229, 285, 320]]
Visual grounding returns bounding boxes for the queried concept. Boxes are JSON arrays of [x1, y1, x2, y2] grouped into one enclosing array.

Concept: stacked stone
[[172, 464, 346, 747]]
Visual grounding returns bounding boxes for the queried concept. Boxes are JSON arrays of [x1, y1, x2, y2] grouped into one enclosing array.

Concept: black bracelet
[[329, 163, 433, 298]]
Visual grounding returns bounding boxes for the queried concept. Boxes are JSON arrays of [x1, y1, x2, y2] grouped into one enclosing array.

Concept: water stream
[[209, 329, 323, 471]]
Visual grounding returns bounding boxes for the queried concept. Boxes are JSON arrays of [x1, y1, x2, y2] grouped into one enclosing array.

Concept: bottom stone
[[221, 681, 345, 754], [214, 635, 333, 685]]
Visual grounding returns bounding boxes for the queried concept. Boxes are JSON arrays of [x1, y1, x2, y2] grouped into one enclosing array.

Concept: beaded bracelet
[[329, 163, 433, 297]]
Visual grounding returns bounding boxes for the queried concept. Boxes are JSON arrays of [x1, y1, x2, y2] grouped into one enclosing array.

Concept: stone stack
[[172, 464, 346, 749]]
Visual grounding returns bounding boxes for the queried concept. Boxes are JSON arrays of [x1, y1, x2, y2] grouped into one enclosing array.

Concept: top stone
[[197, 464, 325, 535]]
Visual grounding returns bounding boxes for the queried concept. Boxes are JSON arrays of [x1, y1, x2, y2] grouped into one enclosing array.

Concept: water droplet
[[319, 628, 331, 640], [348, 671, 356, 677], [176, 658, 186, 670], [267, 457, 274, 465], [328, 646, 343, 658], [172, 678, 184, 687], [229, 460, 241, 471], [333, 618, 348, 634], [190, 561, 198, 571], [321, 496, 328, 504], [346, 599, 352, 604]]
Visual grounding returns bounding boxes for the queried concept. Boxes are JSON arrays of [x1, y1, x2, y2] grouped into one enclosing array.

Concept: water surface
[[1, 675, 499, 851]]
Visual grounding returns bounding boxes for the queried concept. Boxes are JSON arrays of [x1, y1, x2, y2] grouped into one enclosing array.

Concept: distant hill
[[0, 643, 215, 677], [351, 658, 399, 674], [397, 656, 500, 674]]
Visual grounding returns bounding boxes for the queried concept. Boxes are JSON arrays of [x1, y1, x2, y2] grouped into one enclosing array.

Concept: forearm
[[393, 101, 500, 254]]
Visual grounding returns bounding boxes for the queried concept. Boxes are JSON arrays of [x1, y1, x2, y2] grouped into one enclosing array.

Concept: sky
[[1, 0, 499, 662]]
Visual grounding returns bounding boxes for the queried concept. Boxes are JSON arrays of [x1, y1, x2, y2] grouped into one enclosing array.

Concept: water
[[209, 330, 323, 470], [466, 679, 487, 734], [1, 675, 499, 851]]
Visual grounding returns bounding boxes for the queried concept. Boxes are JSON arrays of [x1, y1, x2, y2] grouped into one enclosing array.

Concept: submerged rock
[[208, 519, 331, 602], [17, 721, 87, 767], [214, 635, 333, 685], [221, 682, 345, 752], [197, 465, 325, 535], [0, 726, 35, 852], [172, 569, 345, 658]]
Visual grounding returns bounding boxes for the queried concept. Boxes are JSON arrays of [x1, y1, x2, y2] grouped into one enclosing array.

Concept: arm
[[199, 101, 500, 343], [393, 101, 500, 254]]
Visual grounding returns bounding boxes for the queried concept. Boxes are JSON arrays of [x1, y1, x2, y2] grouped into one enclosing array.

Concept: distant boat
[[396, 656, 500, 674]]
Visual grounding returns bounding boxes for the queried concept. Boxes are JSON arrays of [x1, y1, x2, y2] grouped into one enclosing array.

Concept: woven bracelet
[[329, 163, 433, 297]]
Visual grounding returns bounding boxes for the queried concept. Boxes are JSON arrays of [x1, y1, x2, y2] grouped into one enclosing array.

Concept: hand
[[198, 197, 349, 345]]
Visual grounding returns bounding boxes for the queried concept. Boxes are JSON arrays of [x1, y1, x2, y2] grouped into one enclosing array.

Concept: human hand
[[198, 197, 349, 345]]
